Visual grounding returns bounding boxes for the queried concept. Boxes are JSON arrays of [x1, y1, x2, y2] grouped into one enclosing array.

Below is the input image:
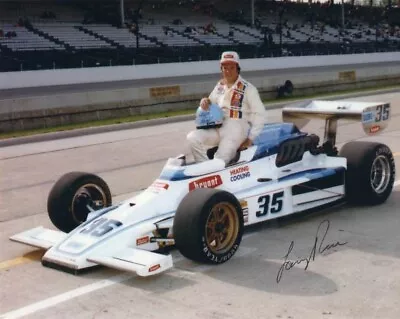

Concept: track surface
[[1, 91, 400, 319]]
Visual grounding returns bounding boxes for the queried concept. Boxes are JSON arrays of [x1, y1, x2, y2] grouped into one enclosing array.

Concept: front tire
[[173, 188, 244, 264], [339, 142, 395, 205], [47, 172, 112, 233]]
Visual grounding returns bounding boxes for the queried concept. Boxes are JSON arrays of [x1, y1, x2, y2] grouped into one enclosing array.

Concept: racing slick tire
[[339, 141, 395, 205], [173, 188, 244, 264], [47, 172, 112, 233]]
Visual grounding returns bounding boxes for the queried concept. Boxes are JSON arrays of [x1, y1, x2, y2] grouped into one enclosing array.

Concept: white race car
[[10, 100, 395, 276]]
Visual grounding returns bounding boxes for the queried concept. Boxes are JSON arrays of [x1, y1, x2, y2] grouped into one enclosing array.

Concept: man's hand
[[239, 138, 253, 150], [200, 97, 211, 110]]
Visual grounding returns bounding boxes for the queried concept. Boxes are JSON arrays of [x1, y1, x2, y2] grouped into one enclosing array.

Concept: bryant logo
[[224, 54, 234, 58], [189, 175, 223, 191]]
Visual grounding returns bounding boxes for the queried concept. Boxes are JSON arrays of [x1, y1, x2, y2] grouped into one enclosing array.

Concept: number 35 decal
[[375, 104, 390, 122], [256, 191, 284, 217], [80, 217, 122, 237]]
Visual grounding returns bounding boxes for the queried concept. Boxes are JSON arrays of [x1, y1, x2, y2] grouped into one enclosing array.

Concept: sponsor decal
[[201, 237, 239, 263], [229, 82, 246, 119], [362, 111, 374, 123], [236, 81, 245, 91], [148, 264, 161, 272], [338, 70, 356, 81], [149, 181, 169, 190], [370, 125, 380, 133], [150, 86, 180, 98], [231, 91, 243, 107], [240, 200, 249, 224], [189, 175, 223, 191], [136, 236, 150, 246], [230, 165, 251, 182]]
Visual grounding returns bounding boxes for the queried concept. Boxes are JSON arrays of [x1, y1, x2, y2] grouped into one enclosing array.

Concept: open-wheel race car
[[10, 99, 395, 276]]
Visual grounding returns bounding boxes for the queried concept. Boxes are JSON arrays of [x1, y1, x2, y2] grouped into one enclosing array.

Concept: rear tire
[[47, 172, 112, 233], [173, 188, 244, 264], [339, 142, 395, 205]]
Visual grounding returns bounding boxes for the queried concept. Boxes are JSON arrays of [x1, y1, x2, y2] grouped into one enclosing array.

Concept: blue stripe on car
[[159, 168, 193, 181], [280, 167, 345, 181], [235, 167, 345, 196]]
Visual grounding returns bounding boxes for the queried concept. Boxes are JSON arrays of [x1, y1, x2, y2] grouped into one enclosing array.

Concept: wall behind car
[[0, 52, 399, 132]]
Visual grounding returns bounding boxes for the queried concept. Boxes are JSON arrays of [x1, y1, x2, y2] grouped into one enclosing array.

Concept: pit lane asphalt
[[0, 91, 399, 319]]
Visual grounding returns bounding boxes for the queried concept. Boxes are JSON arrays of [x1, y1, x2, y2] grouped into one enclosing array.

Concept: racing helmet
[[195, 103, 224, 129]]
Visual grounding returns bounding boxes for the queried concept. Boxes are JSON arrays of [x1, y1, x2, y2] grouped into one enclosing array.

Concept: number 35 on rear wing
[[282, 100, 391, 144], [360, 103, 390, 135]]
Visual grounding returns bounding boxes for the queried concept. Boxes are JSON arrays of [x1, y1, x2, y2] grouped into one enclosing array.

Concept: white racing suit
[[187, 75, 267, 164]]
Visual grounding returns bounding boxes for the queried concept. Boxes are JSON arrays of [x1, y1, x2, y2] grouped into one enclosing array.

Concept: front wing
[[10, 226, 173, 276]]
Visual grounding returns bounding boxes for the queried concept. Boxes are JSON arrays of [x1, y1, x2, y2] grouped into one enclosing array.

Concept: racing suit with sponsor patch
[[187, 75, 266, 164]]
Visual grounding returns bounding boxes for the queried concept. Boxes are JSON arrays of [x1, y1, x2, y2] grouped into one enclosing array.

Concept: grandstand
[[0, 0, 399, 72]]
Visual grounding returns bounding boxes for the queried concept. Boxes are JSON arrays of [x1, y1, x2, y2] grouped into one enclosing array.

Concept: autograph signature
[[276, 220, 347, 283]]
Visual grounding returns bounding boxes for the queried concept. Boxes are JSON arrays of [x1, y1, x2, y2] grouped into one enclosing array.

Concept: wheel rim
[[370, 155, 391, 194], [205, 202, 239, 255], [71, 183, 108, 224]]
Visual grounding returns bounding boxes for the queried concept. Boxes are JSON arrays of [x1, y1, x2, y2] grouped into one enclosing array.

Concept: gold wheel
[[205, 202, 239, 255]]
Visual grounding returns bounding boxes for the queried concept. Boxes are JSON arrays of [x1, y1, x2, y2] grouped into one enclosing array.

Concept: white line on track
[[0, 246, 256, 319], [0, 273, 134, 319], [2, 181, 400, 319]]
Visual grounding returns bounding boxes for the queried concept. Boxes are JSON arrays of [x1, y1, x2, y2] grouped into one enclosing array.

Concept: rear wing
[[282, 100, 390, 144]]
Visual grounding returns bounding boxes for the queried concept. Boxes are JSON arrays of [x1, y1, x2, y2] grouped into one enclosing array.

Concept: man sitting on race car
[[187, 51, 267, 165]]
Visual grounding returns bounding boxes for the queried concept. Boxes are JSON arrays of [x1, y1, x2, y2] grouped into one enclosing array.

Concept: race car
[[10, 99, 395, 277]]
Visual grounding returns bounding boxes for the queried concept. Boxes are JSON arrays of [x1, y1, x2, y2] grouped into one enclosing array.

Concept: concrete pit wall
[[0, 53, 399, 133]]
